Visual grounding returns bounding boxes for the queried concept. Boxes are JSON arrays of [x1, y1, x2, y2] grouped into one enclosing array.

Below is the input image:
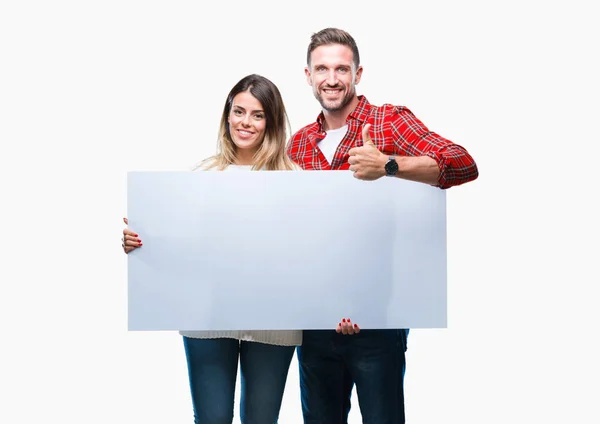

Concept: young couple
[[122, 28, 479, 424]]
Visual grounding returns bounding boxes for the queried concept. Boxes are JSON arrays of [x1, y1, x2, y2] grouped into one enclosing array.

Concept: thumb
[[123, 217, 129, 225], [362, 124, 374, 146]]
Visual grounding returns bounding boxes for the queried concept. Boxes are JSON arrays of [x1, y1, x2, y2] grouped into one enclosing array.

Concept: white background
[[1, 0, 598, 423]]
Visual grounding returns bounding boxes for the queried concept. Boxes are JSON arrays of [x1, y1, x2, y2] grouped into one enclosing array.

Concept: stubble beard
[[314, 85, 355, 113]]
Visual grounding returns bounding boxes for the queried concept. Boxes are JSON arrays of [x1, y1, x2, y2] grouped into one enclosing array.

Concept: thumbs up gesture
[[361, 123, 375, 146], [348, 124, 387, 180]]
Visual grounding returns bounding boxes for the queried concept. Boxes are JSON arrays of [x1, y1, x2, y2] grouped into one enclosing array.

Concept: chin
[[321, 102, 344, 112], [234, 141, 258, 150]]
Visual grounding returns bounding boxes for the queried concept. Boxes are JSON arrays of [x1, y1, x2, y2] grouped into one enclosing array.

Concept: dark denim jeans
[[182, 336, 295, 424], [297, 329, 409, 424]]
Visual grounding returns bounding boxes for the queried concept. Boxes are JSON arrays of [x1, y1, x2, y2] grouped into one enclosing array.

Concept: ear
[[305, 67, 312, 86], [355, 65, 363, 85]]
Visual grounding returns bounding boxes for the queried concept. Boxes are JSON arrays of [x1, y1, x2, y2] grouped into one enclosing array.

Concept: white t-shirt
[[317, 124, 348, 164]]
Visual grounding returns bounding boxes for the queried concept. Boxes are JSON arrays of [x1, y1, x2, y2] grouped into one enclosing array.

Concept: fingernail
[[139, 243, 143, 246], [342, 318, 346, 323], [354, 324, 358, 328], [134, 233, 138, 237]]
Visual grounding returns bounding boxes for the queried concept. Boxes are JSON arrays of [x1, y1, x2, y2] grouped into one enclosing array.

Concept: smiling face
[[227, 90, 267, 155], [306, 43, 363, 113]]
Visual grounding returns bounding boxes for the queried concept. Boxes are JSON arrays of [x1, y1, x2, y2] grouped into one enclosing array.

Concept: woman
[[122, 74, 300, 424]]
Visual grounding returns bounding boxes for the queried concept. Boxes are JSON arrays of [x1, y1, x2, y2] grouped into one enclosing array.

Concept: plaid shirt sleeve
[[389, 106, 479, 189], [287, 125, 321, 169], [286, 130, 303, 164]]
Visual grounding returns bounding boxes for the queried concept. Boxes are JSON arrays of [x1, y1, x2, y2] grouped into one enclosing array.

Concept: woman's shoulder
[[191, 157, 218, 171]]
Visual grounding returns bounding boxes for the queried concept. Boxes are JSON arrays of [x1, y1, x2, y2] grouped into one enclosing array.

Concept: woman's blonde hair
[[195, 74, 297, 171]]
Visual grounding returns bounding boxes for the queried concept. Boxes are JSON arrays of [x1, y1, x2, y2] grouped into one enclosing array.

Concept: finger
[[345, 318, 355, 335], [124, 236, 143, 247], [124, 245, 136, 254], [123, 242, 142, 254], [123, 243, 141, 253], [123, 228, 138, 237], [123, 234, 141, 243], [123, 217, 129, 225], [353, 323, 360, 334], [342, 323, 350, 335], [348, 147, 357, 156], [340, 318, 349, 335], [336, 322, 342, 333], [362, 124, 374, 145], [348, 156, 356, 165]]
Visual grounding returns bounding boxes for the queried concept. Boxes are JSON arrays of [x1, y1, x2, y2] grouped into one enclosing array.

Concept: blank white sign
[[127, 171, 446, 331]]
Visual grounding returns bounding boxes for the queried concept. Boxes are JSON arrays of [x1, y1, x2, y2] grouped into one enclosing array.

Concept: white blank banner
[[127, 171, 446, 331]]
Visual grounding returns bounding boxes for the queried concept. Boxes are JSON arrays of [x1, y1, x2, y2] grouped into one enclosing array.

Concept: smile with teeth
[[323, 88, 342, 95], [236, 129, 255, 140]]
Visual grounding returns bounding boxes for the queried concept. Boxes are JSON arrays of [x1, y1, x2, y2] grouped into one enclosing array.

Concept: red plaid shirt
[[287, 96, 478, 189]]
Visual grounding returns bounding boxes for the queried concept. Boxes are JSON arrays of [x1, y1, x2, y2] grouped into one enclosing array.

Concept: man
[[287, 28, 479, 423]]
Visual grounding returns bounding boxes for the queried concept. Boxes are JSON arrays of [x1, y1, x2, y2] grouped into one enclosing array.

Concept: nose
[[326, 69, 337, 86], [241, 114, 251, 127]]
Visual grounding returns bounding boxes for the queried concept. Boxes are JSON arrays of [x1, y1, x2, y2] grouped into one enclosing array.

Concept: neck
[[234, 148, 256, 166], [322, 95, 360, 131]]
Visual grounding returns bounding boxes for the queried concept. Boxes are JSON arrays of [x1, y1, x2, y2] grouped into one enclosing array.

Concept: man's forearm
[[394, 155, 440, 186]]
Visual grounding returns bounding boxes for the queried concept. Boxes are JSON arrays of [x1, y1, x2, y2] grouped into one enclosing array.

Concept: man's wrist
[[384, 155, 399, 177]]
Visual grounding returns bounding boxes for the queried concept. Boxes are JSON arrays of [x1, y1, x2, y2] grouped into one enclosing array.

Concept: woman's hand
[[122, 217, 142, 254], [336, 318, 360, 335]]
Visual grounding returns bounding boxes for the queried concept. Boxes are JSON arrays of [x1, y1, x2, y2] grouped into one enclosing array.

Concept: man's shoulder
[[369, 102, 410, 115], [290, 121, 320, 142], [365, 102, 417, 127]]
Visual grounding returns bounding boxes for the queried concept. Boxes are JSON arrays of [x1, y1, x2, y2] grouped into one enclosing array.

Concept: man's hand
[[348, 124, 387, 180], [336, 318, 361, 335]]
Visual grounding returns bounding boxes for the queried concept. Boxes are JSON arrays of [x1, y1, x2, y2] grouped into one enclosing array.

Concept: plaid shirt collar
[[314, 95, 372, 131]]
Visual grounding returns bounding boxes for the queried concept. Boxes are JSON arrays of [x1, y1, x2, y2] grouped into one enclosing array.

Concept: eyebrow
[[232, 105, 264, 113], [313, 62, 351, 67]]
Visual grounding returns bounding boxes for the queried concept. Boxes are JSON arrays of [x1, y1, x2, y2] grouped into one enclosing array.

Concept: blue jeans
[[182, 336, 295, 424], [297, 329, 408, 424]]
